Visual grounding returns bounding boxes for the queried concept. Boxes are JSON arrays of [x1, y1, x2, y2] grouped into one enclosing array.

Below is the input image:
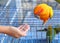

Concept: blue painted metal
[[0, 0, 60, 43]]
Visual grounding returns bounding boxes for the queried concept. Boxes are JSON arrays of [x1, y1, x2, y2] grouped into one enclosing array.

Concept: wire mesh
[[0, 0, 60, 43]]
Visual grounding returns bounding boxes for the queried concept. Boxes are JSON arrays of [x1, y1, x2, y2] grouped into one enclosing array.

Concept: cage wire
[[0, 0, 60, 43]]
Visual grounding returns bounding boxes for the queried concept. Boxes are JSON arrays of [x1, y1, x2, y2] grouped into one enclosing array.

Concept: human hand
[[5, 24, 30, 38]]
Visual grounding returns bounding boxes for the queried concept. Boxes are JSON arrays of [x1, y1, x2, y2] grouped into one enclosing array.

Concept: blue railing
[[0, 0, 60, 43]]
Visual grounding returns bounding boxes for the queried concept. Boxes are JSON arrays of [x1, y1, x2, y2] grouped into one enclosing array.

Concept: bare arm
[[0, 26, 9, 33]]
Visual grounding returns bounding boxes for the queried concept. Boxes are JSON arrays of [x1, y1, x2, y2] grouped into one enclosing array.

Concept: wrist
[[1, 26, 11, 34]]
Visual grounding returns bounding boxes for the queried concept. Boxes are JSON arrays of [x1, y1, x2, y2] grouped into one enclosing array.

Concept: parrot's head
[[34, 4, 47, 17], [48, 25, 52, 30], [34, 4, 44, 19]]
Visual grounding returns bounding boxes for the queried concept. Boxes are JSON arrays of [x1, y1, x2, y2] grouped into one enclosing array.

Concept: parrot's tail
[[47, 36, 52, 43]]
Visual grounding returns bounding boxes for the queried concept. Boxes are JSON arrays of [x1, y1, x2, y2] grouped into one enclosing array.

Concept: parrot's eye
[[34, 15, 40, 19]]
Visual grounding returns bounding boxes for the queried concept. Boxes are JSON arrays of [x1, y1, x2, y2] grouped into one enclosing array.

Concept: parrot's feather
[[54, 28, 60, 34], [49, 7, 54, 19], [55, 0, 60, 3]]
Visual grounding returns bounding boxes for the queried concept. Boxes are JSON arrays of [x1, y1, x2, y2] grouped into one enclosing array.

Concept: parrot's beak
[[34, 15, 40, 19]]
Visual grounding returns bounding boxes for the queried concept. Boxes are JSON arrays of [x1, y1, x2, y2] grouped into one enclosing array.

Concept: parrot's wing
[[55, 0, 60, 4], [49, 7, 54, 19], [54, 28, 60, 34]]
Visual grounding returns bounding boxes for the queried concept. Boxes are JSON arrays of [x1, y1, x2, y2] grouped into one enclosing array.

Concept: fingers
[[17, 24, 30, 37], [23, 24, 30, 32], [18, 25, 24, 30], [18, 24, 30, 32]]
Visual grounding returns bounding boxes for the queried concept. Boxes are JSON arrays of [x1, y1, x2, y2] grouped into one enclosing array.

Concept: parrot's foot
[[42, 20, 48, 25]]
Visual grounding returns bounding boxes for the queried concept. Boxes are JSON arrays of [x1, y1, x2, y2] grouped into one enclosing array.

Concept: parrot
[[34, 3, 54, 25], [55, 0, 60, 3], [37, 25, 60, 43], [46, 25, 55, 43], [47, 25, 60, 43]]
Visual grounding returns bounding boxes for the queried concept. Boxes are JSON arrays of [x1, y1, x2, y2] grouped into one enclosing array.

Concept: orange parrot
[[34, 3, 54, 25]]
